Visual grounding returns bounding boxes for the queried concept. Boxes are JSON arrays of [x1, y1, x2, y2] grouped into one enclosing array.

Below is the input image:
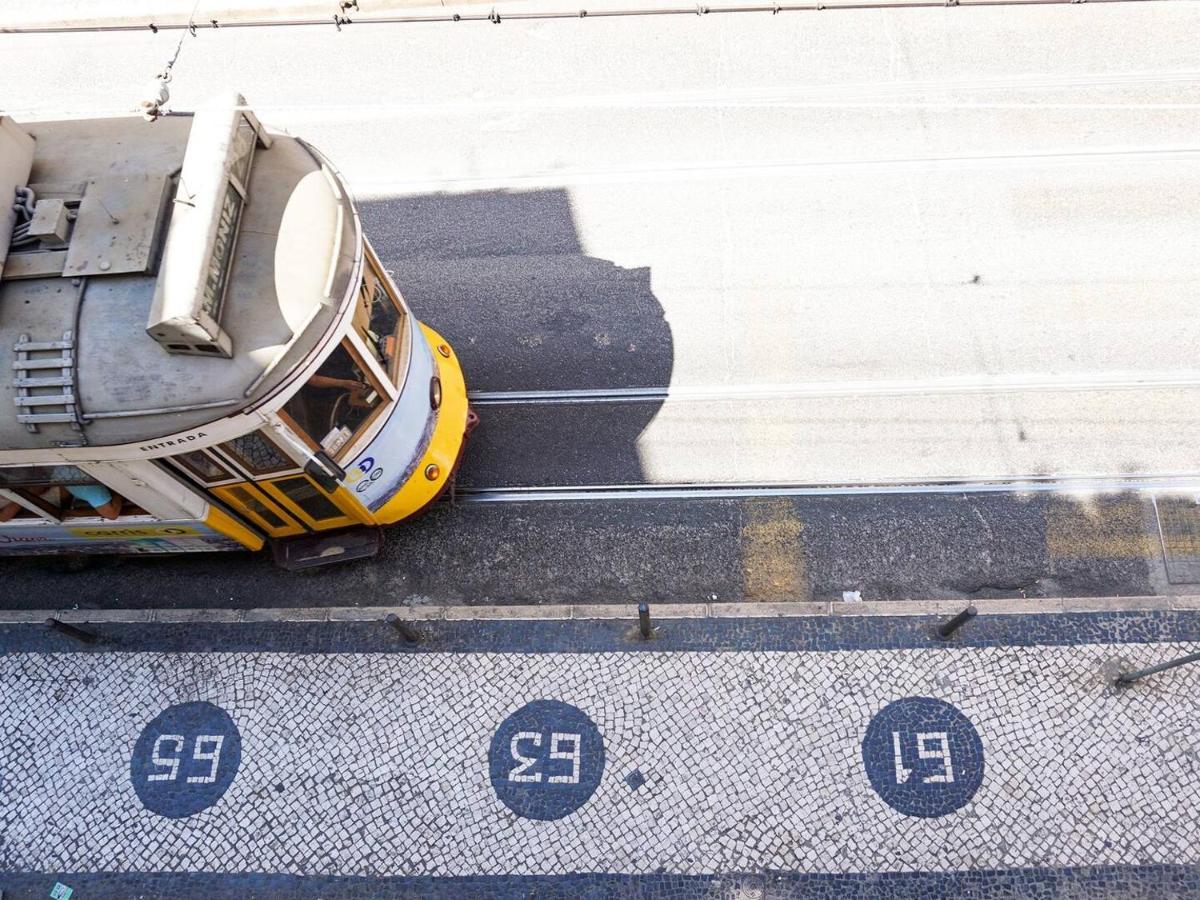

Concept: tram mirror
[[303, 458, 340, 494], [313, 450, 346, 481]]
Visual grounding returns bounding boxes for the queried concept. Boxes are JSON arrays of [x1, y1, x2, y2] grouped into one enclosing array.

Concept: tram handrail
[[84, 398, 242, 419]]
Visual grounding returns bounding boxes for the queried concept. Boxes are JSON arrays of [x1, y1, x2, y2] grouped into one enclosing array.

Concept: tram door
[[168, 431, 368, 537], [167, 445, 306, 538]]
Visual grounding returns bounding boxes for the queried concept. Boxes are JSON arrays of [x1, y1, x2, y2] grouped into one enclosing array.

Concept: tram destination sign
[[200, 182, 244, 323]]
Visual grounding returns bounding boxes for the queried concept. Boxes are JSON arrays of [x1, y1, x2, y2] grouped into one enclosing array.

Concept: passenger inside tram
[[62, 483, 124, 520], [0, 467, 128, 521]]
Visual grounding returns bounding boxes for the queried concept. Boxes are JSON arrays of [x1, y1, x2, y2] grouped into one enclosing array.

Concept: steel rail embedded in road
[[0, 0, 1177, 35], [467, 372, 1200, 406], [454, 472, 1200, 503]]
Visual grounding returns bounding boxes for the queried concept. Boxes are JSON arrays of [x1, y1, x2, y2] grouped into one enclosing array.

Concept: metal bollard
[[45, 617, 99, 645], [1116, 650, 1200, 686], [637, 602, 652, 640], [936, 605, 977, 640], [385, 613, 421, 644]]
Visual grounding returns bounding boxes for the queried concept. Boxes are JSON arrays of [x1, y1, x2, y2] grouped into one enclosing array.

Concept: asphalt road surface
[[2, 3, 1200, 605]]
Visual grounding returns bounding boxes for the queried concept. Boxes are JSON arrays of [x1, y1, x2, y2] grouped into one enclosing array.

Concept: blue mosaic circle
[[862, 696, 984, 818], [131, 702, 242, 818], [488, 700, 605, 820]]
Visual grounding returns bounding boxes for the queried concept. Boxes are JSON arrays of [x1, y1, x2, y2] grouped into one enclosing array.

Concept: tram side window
[[220, 430, 296, 477], [172, 449, 235, 484], [0, 465, 134, 522], [355, 263, 406, 382], [282, 341, 385, 458]]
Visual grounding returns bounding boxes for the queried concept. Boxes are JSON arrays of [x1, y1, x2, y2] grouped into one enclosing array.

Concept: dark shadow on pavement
[[358, 188, 674, 488]]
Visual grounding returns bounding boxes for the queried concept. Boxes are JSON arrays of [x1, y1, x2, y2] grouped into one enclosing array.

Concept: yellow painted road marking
[[1044, 496, 1153, 559], [740, 498, 809, 600]]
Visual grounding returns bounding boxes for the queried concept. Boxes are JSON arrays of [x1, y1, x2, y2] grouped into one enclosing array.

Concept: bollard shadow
[[357, 188, 673, 488]]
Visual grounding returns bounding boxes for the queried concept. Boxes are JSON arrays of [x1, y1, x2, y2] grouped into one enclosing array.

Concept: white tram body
[[0, 95, 471, 567]]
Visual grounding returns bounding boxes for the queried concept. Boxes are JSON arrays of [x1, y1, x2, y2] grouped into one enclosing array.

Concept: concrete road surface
[[4, 4, 1200, 488]]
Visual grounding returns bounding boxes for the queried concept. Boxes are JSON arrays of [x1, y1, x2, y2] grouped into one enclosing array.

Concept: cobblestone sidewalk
[[1, 611, 1197, 898]]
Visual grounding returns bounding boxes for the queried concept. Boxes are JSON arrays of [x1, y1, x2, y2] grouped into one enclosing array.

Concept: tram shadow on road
[[358, 188, 673, 490]]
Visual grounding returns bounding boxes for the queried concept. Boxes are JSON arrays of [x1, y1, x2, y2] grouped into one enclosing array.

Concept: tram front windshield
[[283, 343, 384, 456]]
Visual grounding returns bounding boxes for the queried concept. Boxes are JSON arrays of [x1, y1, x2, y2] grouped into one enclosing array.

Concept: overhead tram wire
[[0, 0, 1177, 36], [139, 0, 204, 119]]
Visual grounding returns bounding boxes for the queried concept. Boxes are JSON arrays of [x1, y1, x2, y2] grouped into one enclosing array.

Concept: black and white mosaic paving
[[1, 641, 1198, 880]]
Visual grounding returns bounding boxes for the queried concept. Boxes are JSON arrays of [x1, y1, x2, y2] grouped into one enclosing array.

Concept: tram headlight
[[424, 463, 441, 481], [429, 376, 442, 410]]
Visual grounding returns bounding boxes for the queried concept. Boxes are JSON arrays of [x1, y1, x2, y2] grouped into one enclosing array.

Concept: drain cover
[[1153, 496, 1200, 584]]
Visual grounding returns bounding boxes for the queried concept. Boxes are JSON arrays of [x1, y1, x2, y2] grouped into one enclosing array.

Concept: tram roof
[[0, 99, 359, 455]]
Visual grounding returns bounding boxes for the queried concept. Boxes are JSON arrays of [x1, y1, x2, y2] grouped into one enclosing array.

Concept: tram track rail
[[461, 376, 1200, 500], [453, 472, 1200, 502], [466, 371, 1200, 406]]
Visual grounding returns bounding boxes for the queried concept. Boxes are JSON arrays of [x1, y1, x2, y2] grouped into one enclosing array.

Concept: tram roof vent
[[0, 116, 36, 280], [146, 93, 272, 358]]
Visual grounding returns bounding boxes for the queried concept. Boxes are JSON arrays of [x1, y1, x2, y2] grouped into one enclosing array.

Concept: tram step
[[272, 527, 383, 571]]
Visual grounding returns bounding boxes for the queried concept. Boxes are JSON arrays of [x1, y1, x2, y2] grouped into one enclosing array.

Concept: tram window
[[282, 341, 385, 458], [220, 430, 296, 477], [0, 489, 57, 522], [225, 486, 288, 529], [355, 265, 405, 381], [271, 476, 345, 522], [0, 466, 89, 520], [0, 466, 134, 521], [172, 449, 235, 484], [0, 464, 93, 487], [59, 484, 131, 520]]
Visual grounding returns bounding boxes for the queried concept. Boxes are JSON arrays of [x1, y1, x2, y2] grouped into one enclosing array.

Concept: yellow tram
[[0, 95, 472, 568]]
